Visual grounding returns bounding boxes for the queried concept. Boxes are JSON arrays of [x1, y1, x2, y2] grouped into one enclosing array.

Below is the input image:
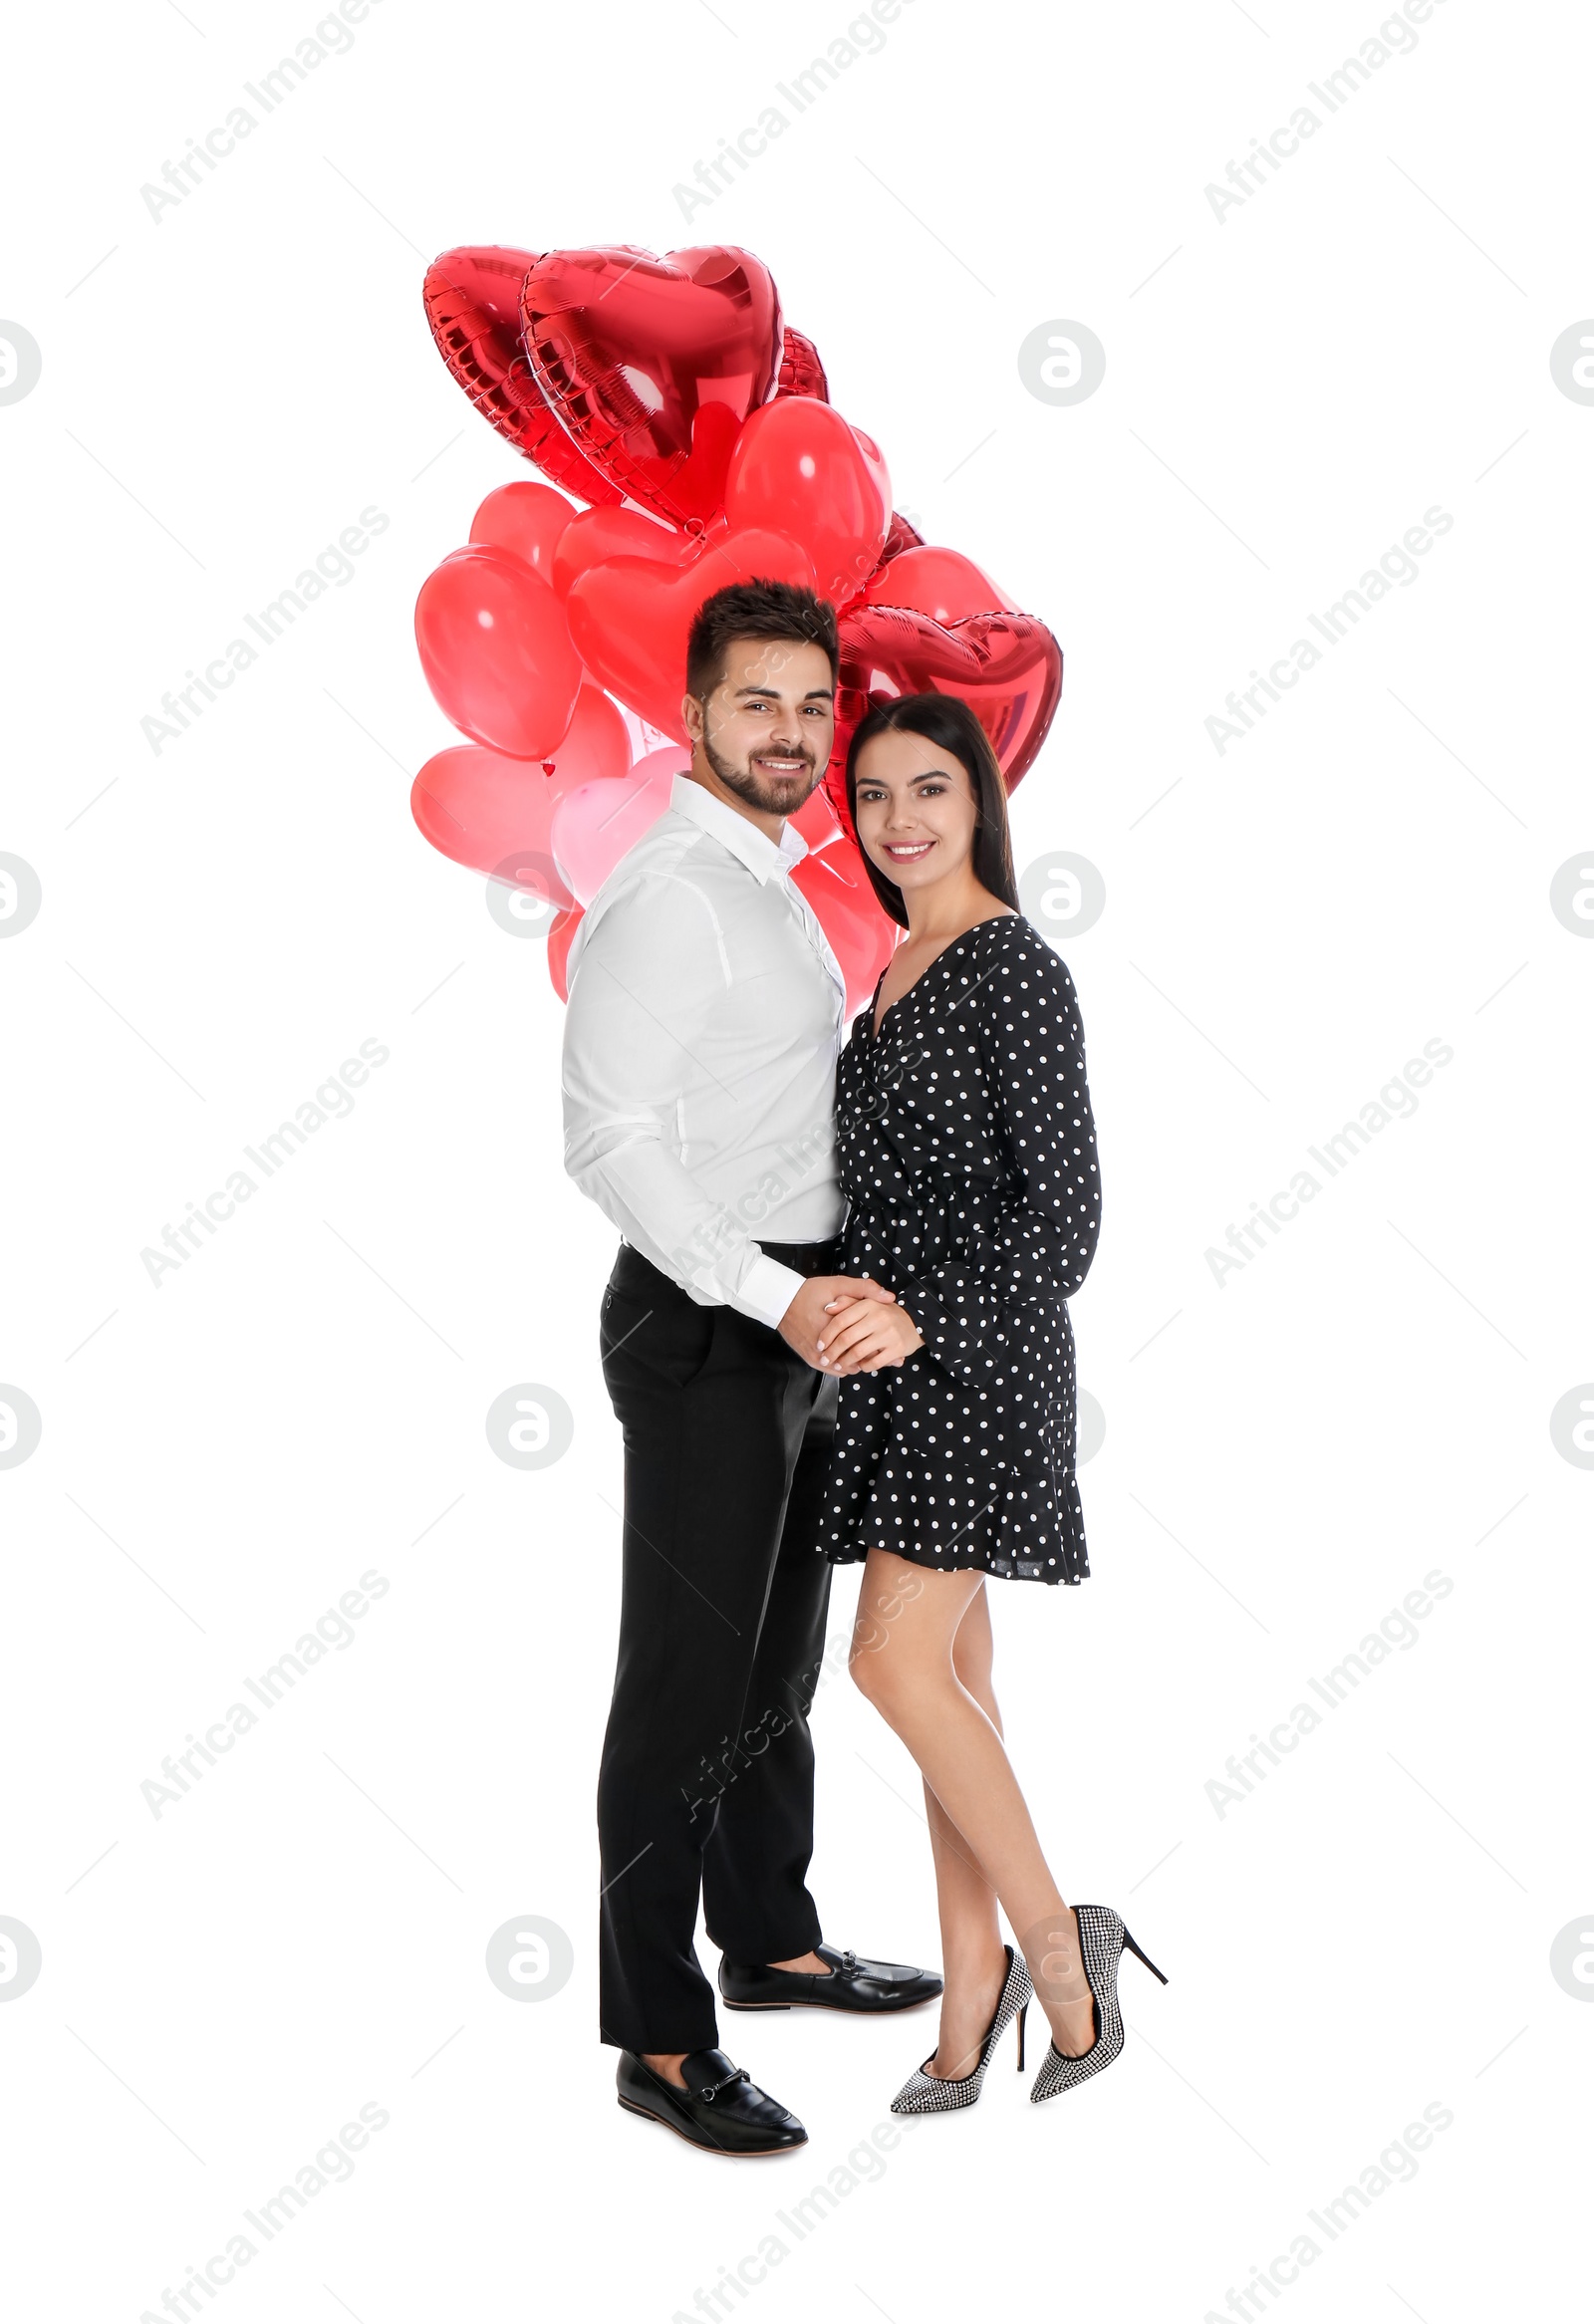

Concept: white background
[[2, 1, 1588, 2317]]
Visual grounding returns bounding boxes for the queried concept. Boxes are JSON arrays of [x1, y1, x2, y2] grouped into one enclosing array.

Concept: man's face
[[683, 637, 836, 819]]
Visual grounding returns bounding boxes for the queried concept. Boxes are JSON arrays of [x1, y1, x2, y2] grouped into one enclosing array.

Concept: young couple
[[561, 578, 1165, 2157]]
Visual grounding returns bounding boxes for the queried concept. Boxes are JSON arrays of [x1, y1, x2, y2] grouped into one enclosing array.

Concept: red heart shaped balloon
[[566, 527, 817, 738], [775, 328, 829, 402], [550, 504, 691, 598], [468, 480, 576, 582], [791, 835, 898, 1018], [861, 543, 1017, 626], [422, 248, 623, 506], [827, 604, 1063, 819], [876, 511, 926, 567], [724, 399, 891, 608], [520, 245, 783, 525], [414, 544, 583, 758]]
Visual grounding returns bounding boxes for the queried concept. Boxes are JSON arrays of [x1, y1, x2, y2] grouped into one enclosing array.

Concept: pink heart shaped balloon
[[550, 745, 688, 904], [410, 744, 574, 900]]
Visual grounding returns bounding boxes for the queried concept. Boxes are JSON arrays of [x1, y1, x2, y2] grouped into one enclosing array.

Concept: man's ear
[[681, 691, 703, 747]]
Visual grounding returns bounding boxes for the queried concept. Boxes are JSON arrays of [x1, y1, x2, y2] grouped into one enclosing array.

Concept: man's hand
[[777, 1275, 895, 1369], [816, 1295, 925, 1375]]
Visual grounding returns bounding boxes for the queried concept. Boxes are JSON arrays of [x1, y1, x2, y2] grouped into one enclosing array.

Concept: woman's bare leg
[[915, 1583, 1009, 2074], [850, 1547, 1096, 2062], [852, 1559, 1002, 2071]]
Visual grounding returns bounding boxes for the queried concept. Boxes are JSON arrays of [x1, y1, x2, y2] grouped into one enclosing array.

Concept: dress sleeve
[[899, 936, 1101, 1382]]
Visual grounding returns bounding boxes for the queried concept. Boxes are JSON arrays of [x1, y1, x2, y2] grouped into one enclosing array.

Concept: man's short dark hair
[[684, 579, 839, 701]]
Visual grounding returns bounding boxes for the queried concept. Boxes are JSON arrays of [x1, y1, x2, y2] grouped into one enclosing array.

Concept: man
[[562, 579, 939, 2157]]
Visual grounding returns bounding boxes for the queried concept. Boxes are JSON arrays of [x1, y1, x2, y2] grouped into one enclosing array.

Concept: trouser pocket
[[601, 1255, 718, 1393]]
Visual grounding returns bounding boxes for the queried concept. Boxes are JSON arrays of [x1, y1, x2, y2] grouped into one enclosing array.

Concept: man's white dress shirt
[[562, 773, 848, 1330]]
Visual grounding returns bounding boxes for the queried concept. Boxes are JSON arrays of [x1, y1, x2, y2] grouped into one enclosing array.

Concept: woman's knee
[[848, 1623, 899, 1710], [851, 1554, 974, 1715], [849, 1621, 933, 1723], [950, 1593, 999, 1723]]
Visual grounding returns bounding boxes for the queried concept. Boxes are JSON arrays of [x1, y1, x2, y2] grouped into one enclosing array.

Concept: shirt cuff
[[731, 1253, 808, 1332]]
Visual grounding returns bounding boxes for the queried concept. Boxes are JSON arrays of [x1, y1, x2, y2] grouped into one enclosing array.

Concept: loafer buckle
[[699, 2067, 748, 2103]]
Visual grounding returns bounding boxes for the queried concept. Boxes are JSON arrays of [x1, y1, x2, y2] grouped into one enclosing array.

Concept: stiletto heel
[[1029, 1905, 1168, 2105], [1121, 1926, 1169, 1984], [890, 1946, 1034, 2117]]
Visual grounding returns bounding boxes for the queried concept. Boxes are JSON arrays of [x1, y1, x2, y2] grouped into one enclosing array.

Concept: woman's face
[[852, 729, 979, 900]]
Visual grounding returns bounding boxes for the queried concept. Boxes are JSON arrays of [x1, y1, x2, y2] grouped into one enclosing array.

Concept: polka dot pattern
[[817, 914, 1102, 1587]]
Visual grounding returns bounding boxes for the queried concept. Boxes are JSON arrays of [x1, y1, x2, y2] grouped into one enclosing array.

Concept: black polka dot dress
[[817, 913, 1102, 1585]]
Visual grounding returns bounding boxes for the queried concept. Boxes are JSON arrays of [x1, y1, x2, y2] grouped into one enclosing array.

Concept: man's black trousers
[[596, 1237, 840, 2055]]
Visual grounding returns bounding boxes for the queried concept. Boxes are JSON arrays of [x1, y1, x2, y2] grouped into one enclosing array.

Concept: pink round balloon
[[551, 746, 687, 904], [468, 481, 578, 581], [414, 544, 582, 758]]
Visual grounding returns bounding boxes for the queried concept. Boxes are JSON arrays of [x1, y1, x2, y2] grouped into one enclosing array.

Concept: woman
[[812, 694, 1167, 2113]]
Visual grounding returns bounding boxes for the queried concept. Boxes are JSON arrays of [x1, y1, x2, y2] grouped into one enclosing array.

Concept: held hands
[[777, 1275, 896, 1372], [817, 1293, 925, 1375]]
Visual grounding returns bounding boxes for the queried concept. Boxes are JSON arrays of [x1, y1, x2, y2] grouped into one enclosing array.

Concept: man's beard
[[701, 729, 824, 818]]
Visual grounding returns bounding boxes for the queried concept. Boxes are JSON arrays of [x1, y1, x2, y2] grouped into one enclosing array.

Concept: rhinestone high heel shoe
[[890, 1944, 1033, 2117], [1029, 1904, 1168, 2104]]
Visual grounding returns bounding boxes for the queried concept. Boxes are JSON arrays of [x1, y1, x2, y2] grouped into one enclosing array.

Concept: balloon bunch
[[412, 242, 1063, 1008]]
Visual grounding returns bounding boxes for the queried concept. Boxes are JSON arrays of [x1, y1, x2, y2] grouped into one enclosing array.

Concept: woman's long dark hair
[[845, 693, 1020, 930]]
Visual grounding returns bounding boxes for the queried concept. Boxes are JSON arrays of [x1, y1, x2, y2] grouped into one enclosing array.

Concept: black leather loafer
[[616, 2047, 808, 2157], [718, 1940, 942, 2014]]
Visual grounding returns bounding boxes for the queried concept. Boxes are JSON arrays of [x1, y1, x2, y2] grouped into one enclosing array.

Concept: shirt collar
[[669, 772, 809, 885]]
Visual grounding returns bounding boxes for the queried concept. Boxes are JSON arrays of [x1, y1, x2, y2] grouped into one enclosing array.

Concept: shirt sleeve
[[561, 871, 806, 1330], [898, 939, 1101, 1383]]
